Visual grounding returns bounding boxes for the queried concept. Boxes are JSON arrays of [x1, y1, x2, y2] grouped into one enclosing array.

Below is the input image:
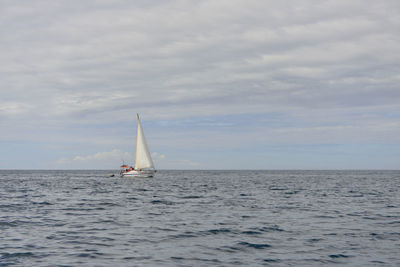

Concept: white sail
[[134, 114, 154, 170]]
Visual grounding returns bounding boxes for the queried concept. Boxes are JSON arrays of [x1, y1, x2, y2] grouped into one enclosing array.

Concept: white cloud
[[0, 102, 32, 116], [56, 149, 133, 169], [151, 152, 166, 160], [71, 149, 130, 161], [0, 0, 399, 169]]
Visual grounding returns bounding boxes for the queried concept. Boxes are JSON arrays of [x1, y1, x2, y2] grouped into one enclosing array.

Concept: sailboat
[[120, 114, 156, 177]]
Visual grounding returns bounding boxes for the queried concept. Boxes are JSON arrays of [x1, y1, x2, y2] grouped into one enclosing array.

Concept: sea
[[0, 170, 399, 266]]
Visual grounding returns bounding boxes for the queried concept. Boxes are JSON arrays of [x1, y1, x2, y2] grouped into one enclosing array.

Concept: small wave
[[181, 195, 202, 199], [285, 190, 300, 194], [1, 252, 36, 259], [31, 201, 53, 205], [257, 225, 284, 232], [329, 254, 351, 258], [0, 220, 34, 227], [269, 187, 288, 190], [136, 188, 148, 192], [166, 228, 233, 239], [170, 232, 198, 239], [370, 260, 386, 264], [170, 256, 184, 260], [314, 215, 336, 219], [307, 238, 322, 243], [170, 256, 220, 263], [151, 199, 174, 205], [345, 194, 364, 197], [76, 253, 97, 258], [191, 257, 221, 263], [362, 216, 377, 220], [153, 227, 177, 232], [346, 212, 362, 217], [370, 232, 400, 240], [345, 191, 364, 197], [61, 207, 106, 212], [0, 221, 18, 227], [238, 241, 271, 249], [64, 240, 113, 247], [215, 246, 241, 253], [91, 219, 115, 224], [263, 258, 280, 263], [97, 202, 121, 207], [0, 203, 26, 209], [324, 232, 337, 236], [241, 230, 262, 235], [207, 228, 231, 235], [123, 256, 151, 260]]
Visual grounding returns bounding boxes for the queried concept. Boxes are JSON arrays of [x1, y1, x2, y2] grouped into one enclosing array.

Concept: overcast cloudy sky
[[1, 0, 399, 169]]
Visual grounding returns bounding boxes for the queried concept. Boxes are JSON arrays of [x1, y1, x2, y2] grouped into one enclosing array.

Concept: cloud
[[2, 1, 399, 120], [151, 152, 165, 160], [56, 149, 133, 169], [0, 0, 399, 169], [71, 149, 130, 162], [0, 102, 32, 116], [151, 152, 202, 169]]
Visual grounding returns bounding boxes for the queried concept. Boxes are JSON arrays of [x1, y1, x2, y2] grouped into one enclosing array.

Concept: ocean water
[[0, 170, 399, 266]]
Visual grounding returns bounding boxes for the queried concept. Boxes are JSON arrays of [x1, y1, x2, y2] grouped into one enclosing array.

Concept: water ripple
[[0, 170, 399, 266]]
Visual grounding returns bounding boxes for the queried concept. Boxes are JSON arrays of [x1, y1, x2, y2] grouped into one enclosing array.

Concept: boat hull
[[121, 170, 155, 178]]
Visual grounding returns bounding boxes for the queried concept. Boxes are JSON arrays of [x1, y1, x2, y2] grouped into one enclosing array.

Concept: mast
[[134, 114, 154, 170]]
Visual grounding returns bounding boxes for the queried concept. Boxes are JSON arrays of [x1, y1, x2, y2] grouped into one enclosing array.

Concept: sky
[[1, 0, 399, 170]]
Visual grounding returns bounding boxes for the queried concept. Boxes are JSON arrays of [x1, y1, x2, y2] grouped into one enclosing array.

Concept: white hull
[[121, 170, 155, 178]]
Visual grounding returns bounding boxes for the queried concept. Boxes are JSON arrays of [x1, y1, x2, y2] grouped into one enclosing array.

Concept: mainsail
[[134, 114, 154, 170]]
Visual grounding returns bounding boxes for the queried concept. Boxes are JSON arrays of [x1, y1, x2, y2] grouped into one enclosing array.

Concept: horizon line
[[0, 169, 399, 171]]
